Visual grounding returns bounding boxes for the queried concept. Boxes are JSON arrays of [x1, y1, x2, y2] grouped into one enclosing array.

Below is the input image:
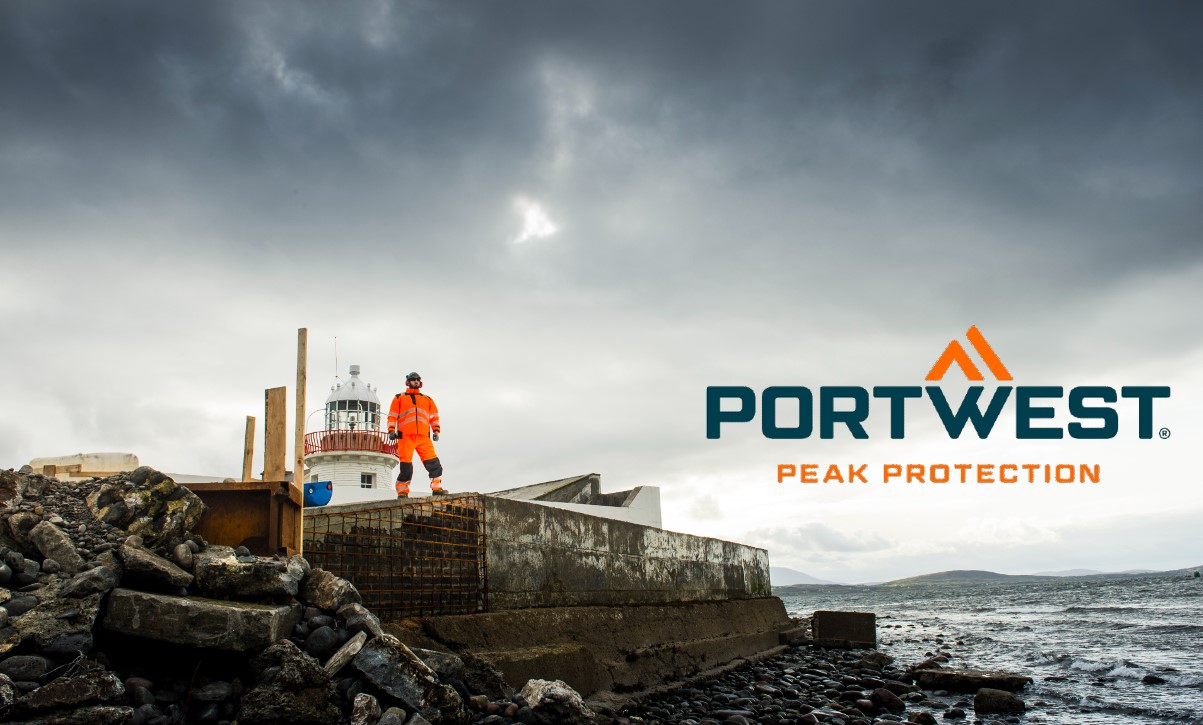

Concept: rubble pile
[[0, 467, 593, 725]]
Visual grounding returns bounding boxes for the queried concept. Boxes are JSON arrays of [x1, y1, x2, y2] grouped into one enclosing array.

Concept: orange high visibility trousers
[[397, 434, 437, 463]]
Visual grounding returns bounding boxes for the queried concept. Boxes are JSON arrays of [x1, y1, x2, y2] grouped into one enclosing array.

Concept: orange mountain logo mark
[[926, 326, 1013, 381]]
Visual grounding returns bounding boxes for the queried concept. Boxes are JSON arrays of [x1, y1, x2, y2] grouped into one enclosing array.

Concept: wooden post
[[264, 387, 287, 482], [295, 328, 308, 487], [242, 416, 256, 482]]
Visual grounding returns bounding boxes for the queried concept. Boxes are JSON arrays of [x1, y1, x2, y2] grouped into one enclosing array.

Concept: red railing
[[305, 430, 397, 456]]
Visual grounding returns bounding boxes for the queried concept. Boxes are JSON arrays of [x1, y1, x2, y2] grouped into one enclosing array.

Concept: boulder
[[411, 647, 466, 683], [237, 640, 341, 725], [301, 569, 362, 611], [351, 634, 464, 723], [8, 511, 41, 547], [870, 686, 906, 714], [973, 687, 1025, 714], [19, 706, 135, 725], [519, 679, 596, 725], [0, 470, 26, 505], [59, 566, 120, 598], [907, 712, 938, 725], [350, 692, 382, 725], [90, 470, 205, 547], [337, 602, 384, 638], [12, 590, 103, 656], [118, 543, 193, 590], [0, 672, 14, 708], [192, 546, 305, 600], [0, 654, 53, 682], [11, 662, 124, 716], [913, 669, 1031, 693], [102, 588, 301, 651]]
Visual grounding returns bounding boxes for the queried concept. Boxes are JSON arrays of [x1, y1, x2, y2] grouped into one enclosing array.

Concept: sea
[[778, 574, 1203, 724]]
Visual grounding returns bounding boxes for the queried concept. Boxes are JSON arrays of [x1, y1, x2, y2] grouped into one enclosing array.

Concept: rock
[[18, 705, 135, 724], [942, 707, 966, 719], [908, 712, 938, 725], [8, 511, 40, 546], [0, 563, 10, 585], [337, 602, 383, 638], [28, 524, 86, 574], [871, 687, 906, 714], [117, 543, 194, 590], [351, 634, 464, 723], [4, 594, 39, 616], [172, 543, 194, 570], [191, 681, 234, 702], [461, 653, 515, 701], [377, 707, 407, 725], [0, 470, 26, 505], [411, 647, 466, 683], [11, 662, 124, 716], [304, 625, 340, 660], [323, 630, 368, 675], [95, 471, 206, 547], [301, 569, 363, 611], [0, 672, 14, 708], [0, 654, 52, 682], [519, 679, 596, 725], [192, 546, 305, 600], [103, 588, 301, 651], [12, 591, 103, 655], [41, 558, 62, 574], [237, 640, 342, 725], [973, 688, 1025, 714], [1142, 674, 1167, 685], [59, 566, 120, 598], [913, 669, 1032, 693], [0, 627, 21, 656], [350, 692, 382, 725]]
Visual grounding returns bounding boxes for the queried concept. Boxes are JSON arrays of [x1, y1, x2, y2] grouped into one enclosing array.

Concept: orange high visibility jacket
[[388, 388, 440, 436]]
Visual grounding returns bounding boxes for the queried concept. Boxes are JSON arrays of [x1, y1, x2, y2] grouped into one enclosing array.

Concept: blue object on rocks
[[305, 482, 333, 507]]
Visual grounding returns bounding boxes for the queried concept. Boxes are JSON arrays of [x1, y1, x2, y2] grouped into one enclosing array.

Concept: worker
[[387, 371, 445, 497]]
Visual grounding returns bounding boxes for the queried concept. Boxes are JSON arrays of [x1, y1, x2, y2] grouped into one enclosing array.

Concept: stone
[[1142, 674, 1167, 685], [237, 640, 341, 725], [301, 569, 363, 611], [0, 672, 13, 708], [0, 627, 20, 657], [103, 588, 301, 651], [4, 595, 39, 617], [377, 707, 407, 725], [192, 681, 234, 702], [519, 678, 596, 725], [172, 543, 194, 570], [304, 625, 340, 660], [19, 705, 135, 724], [908, 712, 937, 725], [0, 655, 52, 682], [0, 470, 26, 505], [12, 663, 124, 716], [28, 524, 86, 574], [12, 591, 102, 655], [118, 543, 194, 590], [913, 669, 1032, 693], [942, 707, 966, 719], [8, 511, 40, 546], [337, 602, 383, 638], [59, 566, 120, 598], [411, 647, 466, 683], [323, 630, 367, 675], [870, 687, 906, 714], [351, 634, 464, 723], [102, 471, 206, 547], [350, 692, 382, 725], [192, 546, 305, 600], [972, 688, 1025, 714], [41, 558, 62, 574]]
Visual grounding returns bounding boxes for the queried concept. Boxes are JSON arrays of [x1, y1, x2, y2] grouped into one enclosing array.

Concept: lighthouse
[[303, 365, 398, 505]]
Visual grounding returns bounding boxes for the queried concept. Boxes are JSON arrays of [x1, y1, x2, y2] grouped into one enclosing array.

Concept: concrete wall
[[485, 497, 770, 611]]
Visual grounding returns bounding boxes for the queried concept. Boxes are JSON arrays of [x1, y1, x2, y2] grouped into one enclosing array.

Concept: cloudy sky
[[2, 1, 1200, 583]]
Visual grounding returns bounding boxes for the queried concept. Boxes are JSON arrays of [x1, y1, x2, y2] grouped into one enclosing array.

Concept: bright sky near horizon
[[1, 1, 1200, 583]]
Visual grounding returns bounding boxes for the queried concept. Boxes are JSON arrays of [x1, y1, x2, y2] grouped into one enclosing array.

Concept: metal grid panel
[[303, 495, 487, 618]]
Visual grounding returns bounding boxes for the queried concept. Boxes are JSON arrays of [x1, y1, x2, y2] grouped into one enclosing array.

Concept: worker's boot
[[430, 478, 447, 495], [395, 479, 411, 499]]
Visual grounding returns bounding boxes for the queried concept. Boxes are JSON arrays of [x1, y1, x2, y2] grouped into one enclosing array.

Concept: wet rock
[[172, 543, 194, 570], [972, 687, 1025, 714], [103, 588, 302, 651], [117, 543, 193, 590], [4, 594, 39, 617], [0, 672, 13, 708], [99, 471, 206, 547], [238, 640, 341, 725], [337, 602, 384, 638], [942, 707, 966, 719], [19, 705, 135, 724], [913, 668, 1031, 693], [1142, 674, 1167, 685], [192, 680, 234, 702], [520, 678, 596, 725], [908, 712, 938, 725], [8, 511, 41, 547], [350, 692, 382, 724], [377, 707, 407, 725], [323, 630, 367, 675], [192, 546, 306, 600], [301, 568, 363, 611], [59, 565, 120, 598], [871, 686, 906, 714], [12, 591, 102, 655], [351, 634, 464, 723], [304, 625, 340, 660]]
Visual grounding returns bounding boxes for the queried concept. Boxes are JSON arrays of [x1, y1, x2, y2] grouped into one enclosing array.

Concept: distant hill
[[770, 567, 840, 586], [885, 566, 1203, 587], [1033, 569, 1104, 577]]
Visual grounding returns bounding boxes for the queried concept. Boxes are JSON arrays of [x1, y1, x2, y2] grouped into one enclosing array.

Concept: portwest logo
[[706, 327, 1170, 440]]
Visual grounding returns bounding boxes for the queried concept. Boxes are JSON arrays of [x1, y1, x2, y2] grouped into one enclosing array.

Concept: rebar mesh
[[302, 495, 487, 618]]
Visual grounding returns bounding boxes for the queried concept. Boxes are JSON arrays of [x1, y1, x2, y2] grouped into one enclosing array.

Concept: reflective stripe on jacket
[[388, 388, 440, 436]]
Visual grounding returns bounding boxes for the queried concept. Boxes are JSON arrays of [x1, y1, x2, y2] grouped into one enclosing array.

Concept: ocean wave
[[1145, 624, 1203, 634], [1063, 605, 1144, 613]]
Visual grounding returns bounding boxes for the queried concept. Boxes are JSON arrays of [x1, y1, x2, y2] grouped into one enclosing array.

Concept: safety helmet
[[406, 371, 421, 382]]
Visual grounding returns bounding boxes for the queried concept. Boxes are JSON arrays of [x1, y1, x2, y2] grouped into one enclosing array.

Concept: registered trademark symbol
[[1159, 427, 1171, 439]]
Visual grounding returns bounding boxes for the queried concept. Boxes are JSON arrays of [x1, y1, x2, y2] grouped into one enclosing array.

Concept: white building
[[303, 364, 400, 505]]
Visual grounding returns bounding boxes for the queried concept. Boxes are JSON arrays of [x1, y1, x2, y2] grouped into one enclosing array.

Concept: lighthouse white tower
[[303, 365, 399, 505]]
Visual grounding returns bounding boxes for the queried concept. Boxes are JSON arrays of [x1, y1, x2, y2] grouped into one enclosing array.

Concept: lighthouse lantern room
[[304, 365, 398, 505]]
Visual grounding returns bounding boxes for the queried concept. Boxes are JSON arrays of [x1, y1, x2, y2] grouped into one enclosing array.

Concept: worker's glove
[[432, 432, 440, 442], [387, 431, 398, 442]]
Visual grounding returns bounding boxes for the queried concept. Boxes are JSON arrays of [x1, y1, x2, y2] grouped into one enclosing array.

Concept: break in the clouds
[[1, 1, 1201, 581]]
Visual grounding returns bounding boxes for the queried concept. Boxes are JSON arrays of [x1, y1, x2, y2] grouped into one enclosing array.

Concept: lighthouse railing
[[304, 430, 398, 456]]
